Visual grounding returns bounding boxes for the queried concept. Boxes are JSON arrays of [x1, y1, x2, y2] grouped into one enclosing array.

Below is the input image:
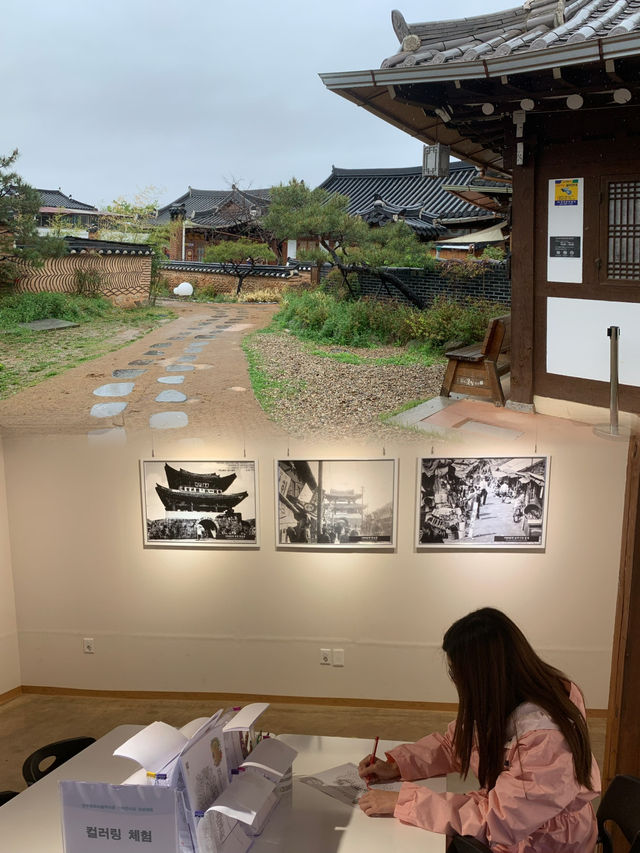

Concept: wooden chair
[[440, 314, 511, 407]]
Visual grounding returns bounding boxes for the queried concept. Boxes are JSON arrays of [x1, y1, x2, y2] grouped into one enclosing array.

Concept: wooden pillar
[[509, 163, 536, 406], [603, 434, 640, 793]]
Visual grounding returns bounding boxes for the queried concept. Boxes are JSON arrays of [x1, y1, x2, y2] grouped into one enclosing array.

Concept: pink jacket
[[388, 684, 600, 853]]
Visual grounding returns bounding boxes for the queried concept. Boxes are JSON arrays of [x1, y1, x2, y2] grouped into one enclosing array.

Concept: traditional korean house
[[318, 162, 505, 242], [36, 189, 99, 235], [157, 185, 273, 261], [321, 3, 640, 419]]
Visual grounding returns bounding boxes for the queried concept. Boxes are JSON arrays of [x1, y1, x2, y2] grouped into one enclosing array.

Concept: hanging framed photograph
[[416, 456, 550, 550], [276, 458, 397, 549], [141, 460, 258, 547]]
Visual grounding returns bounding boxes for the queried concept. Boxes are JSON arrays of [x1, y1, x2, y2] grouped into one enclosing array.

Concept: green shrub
[[268, 289, 507, 351], [0, 291, 112, 327]]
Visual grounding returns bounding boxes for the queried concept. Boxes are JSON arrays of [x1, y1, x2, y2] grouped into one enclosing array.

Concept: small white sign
[[60, 781, 179, 853], [547, 178, 584, 283]]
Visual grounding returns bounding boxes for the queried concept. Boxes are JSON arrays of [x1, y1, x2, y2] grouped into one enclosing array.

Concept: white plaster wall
[[4, 421, 626, 710], [0, 437, 21, 694]]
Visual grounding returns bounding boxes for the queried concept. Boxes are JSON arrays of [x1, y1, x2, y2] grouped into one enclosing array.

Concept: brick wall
[[355, 260, 511, 307]]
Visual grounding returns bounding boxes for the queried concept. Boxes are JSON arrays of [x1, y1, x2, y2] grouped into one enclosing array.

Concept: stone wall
[[160, 266, 311, 296], [356, 260, 511, 307], [14, 254, 151, 307]]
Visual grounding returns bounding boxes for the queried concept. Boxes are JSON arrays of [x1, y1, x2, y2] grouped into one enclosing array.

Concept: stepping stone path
[[88, 310, 242, 434]]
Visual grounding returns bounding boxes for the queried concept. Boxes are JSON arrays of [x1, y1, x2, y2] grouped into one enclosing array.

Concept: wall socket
[[82, 637, 95, 654], [320, 648, 331, 665], [332, 648, 345, 667]]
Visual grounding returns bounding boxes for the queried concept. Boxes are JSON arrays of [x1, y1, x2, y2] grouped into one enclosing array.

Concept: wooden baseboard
[[0, 686, 22, 706], [15, 685, 608, 717]]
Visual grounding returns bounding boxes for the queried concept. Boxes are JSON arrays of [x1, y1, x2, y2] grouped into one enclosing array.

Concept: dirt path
[[0, 301, 288, 440]]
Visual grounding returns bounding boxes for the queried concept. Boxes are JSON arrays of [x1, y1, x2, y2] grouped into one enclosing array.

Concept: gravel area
[[247, 331, 446, 442]]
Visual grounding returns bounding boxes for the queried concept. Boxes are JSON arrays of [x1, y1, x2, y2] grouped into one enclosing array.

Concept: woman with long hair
[[358, 608, 600, 853]]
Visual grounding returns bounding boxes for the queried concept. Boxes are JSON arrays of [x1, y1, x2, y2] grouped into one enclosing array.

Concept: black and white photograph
[[141, 460, 258, 547], [276, 459, 397, 549], [416, 456, 550, 550]]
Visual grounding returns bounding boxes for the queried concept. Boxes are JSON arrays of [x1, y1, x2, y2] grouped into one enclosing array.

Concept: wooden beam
[[508, 160, 535, 405], [603, 434, 640, 791]]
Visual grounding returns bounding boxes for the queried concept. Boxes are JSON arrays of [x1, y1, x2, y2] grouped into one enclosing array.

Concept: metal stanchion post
[[594, 326, 630, 440]]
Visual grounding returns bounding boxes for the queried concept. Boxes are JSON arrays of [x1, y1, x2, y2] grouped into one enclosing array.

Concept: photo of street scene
[[276, 459, 397, 548], [417, 456, 549, 549], [141, 460, 258, 547]]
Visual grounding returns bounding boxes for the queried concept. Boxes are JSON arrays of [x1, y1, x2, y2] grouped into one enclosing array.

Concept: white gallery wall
[[1, 420, 629, 710], [0, 438, 21, 693]]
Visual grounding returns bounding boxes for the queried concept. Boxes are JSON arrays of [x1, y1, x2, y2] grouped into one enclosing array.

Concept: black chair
[[448, 835, 491, 853], [22, 736, 96, 786], [0, 790, 19, 805], [597, 774, 640, 853]]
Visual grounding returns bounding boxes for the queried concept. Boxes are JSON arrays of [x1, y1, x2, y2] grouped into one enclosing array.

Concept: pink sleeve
[[387, 720, 461, 780], [393, 729, 597, 847]]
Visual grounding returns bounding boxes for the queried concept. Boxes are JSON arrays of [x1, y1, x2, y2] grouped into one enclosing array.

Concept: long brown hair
[[442, 607, 594, 791]]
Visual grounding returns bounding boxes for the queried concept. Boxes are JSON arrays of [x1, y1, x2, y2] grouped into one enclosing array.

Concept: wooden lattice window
[[608, 180, 640, 280]]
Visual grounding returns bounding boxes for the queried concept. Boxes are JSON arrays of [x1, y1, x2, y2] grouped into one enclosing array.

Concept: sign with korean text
[[60, 781, 178, 853], [554, 179, 580, 206], [548, 178, 584, 283]]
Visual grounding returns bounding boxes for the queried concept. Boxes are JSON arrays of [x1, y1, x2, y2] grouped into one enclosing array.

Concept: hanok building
[[156, 185, 274, 262], [318, 161, 509, 246], [36, 189, 99, 235], [321, 4, 640, 419]]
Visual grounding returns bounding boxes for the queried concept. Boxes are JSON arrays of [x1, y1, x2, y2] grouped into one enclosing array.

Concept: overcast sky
[[2, 0, 516, 210]]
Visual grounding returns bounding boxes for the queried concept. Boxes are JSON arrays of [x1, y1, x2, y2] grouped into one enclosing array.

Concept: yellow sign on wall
[[554, 179, 579, 206]]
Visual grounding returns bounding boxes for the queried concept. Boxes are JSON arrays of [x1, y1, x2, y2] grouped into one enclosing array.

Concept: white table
[[0, 727, 446, 853]]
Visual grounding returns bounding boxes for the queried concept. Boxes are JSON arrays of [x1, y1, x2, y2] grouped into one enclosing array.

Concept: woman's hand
[[357, 755, 401, 784], [358, 789, 399, 816]]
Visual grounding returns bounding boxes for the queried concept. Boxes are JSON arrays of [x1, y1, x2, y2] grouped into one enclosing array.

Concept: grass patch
[[0, 292, 175, 400], [242, 333, 306, 415], [271, 289, 506, 351]]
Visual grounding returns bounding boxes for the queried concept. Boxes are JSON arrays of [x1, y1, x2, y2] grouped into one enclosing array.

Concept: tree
[[203, 237, 275, 295], [0, 149, 66, 288], [99, 187, 171, 301], [262, 179, 433, 308]]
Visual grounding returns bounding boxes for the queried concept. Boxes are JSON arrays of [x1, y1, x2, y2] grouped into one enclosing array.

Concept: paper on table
[[222, 703, 269, 732], [240, 737, 297, 781], [113, 721, 188, 773], [208, 771, 275, 824], [299, 761, 401, 807]]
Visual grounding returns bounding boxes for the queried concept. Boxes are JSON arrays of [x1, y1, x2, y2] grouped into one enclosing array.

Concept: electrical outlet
[[320, 648, 331, 665], [332, 648, 345, 667], [83, 637, 95, 654]]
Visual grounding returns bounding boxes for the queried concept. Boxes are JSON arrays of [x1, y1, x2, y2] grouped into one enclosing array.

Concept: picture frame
[[141, 460, 258, 547], [416, 456, 550, 550], [276, 458, 397, 549]]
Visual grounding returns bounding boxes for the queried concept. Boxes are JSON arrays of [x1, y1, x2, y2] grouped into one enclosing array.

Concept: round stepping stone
[[158, 375, 185, 384], [177, 356, 196, 363], [90, 402, 127, 418], [93, 382, 135, 397], [166, 364, 194, 372], [149, 411, 188, 429], [113, 369, 145, 378], [185, 346, 206, 353], [144, 350, 163, 356], [149, 342, 171, 348], [155, 389, 187, 403], [129, 359, 151, 366]]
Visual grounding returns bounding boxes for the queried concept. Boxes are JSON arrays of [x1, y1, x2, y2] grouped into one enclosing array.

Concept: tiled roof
[[319, 163, 502, 237], [63, 236, 152, 254], [157, 186, 271, 227], [37, 189, 97, 211], [383, 1, 640, 68]]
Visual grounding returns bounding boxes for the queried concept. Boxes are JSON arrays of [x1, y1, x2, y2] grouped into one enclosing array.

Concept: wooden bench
[[440, 314, 511, 407]]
